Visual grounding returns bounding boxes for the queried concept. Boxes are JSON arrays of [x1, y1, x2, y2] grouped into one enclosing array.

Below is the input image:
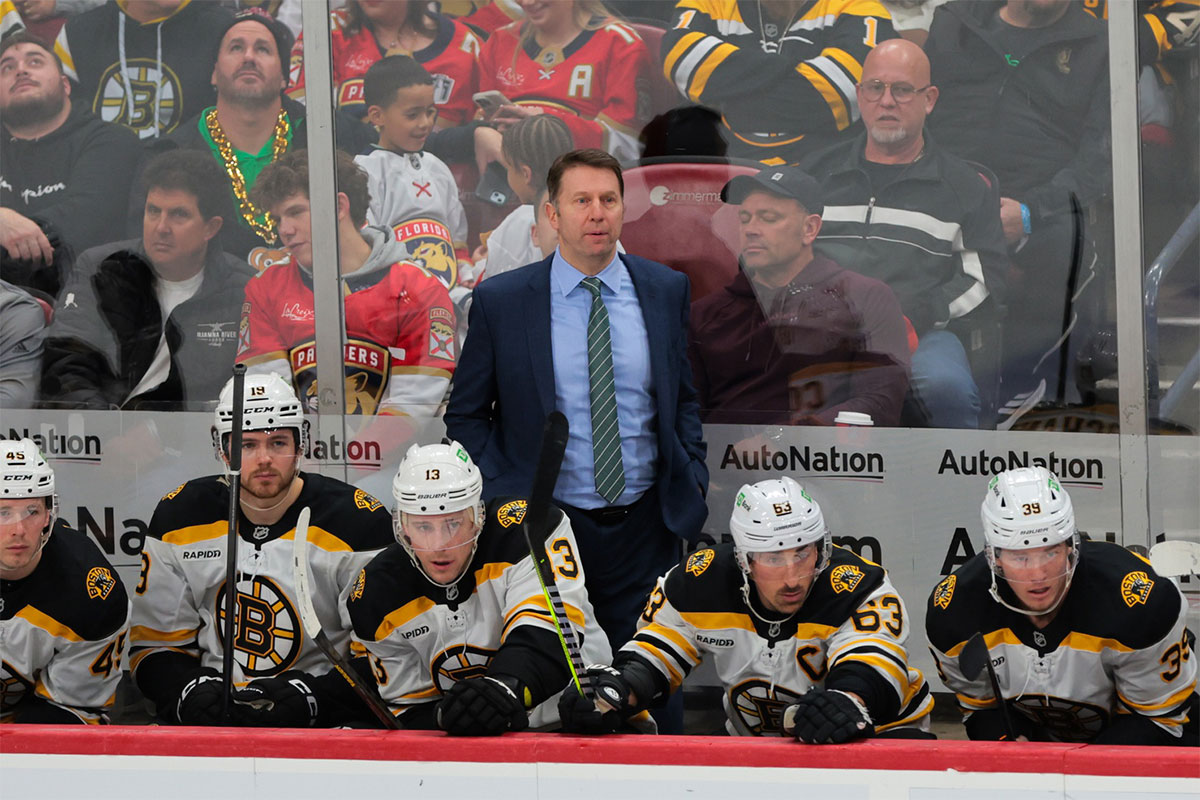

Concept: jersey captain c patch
[[86, 567, 117, 600], [1120, 571, 1154, 607]]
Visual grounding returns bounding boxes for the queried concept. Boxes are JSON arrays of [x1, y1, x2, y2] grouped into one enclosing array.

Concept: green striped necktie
[[581, 276, 626, 504]]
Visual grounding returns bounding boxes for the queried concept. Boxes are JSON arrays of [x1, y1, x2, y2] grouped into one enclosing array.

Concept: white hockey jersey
[[0, 523, 130, 723], [130, 474, 393, 696], [617, 543, 932, 736], [481, 204, 540, 280], [926, 541, 1197, 742], [348, 497, 611, 729]]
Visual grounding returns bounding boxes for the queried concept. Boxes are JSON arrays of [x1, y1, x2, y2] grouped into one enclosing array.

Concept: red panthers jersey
[[236, 255, 456, 416], [289, 8, 482, 126], [478, 20, 652, 161]]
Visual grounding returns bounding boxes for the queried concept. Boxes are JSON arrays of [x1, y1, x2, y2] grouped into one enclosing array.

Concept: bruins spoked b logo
[[215, 576, 302, 676], [728, 679, 804, 735], [430, 644, 498, 693]]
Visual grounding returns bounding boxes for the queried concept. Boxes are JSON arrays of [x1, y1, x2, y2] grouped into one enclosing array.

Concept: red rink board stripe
[[0, 728, 1196, 778]]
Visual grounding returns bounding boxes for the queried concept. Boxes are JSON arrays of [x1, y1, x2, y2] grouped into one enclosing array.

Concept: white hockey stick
[[292, 506, 400, 729], [1150, 539, 1200, 578]]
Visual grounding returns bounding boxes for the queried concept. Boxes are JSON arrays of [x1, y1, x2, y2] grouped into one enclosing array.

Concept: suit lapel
[[526, 259, 556, 416]]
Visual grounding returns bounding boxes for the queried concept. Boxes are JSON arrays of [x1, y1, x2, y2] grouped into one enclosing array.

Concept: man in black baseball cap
[[688, 166, 910, 426]]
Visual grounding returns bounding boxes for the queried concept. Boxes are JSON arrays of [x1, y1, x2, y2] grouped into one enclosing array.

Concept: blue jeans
[[903, 330, 980, 429]]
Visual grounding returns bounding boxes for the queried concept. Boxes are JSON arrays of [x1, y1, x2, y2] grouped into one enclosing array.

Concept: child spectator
[[355, 55, 473, 323], [477, 114, 572, 280]]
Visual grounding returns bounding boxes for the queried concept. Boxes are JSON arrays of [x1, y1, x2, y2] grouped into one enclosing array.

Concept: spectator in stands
[[239, 150, 456, 417], [0, 279, 45, 407], [40, 151, 250, 411], [11, 0, 106, 42], [289, 0, 481, 128], [453, 0, 522, 35], [689, 166, 910, 426], [661, 0, 898, 164], [54, 0, 232, 140], [881, 0, 950, 46], [356, 55, 473, 314], [141, 9, 374, 265], [0, 32, 141, 297], [924, 0, 1111, 404], [800, 38, 1008, 429], [475, 0, 652, 163], [477, 114, 573, 280]]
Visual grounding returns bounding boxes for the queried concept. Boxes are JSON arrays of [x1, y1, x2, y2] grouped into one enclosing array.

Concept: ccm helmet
[[211, 373, 308, 460], [980, 467, 1078, 615], [392, 441, 485, 588], [0, 438, 58, 560]]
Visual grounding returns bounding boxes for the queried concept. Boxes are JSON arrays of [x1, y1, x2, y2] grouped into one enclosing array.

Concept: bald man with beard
[[800, 38, 1009, 430]]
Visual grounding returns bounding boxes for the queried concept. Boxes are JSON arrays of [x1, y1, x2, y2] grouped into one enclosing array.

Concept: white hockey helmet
[[0, 438, 58, 552], [392, 441, 485, 587], [211, 373, 309, 460], [981, 467, 1078, 615], [729, 477, 831, 572]]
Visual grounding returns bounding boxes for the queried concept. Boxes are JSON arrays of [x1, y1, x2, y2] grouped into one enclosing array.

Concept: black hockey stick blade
[[292, 506, 400, 730], [221, 363, 246, 722], [960, 632, 1016, 740]]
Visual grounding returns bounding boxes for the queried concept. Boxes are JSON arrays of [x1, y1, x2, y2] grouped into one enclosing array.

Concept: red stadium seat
[[620, 158, 759, 302]]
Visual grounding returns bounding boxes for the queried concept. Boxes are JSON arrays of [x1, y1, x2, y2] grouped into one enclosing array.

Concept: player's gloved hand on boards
[[782, 689, 874, 744], [558, 665, 635, 734], [176, 668, 226, 726], [437, 676, 529, 736], [233, 671, 320, 727]]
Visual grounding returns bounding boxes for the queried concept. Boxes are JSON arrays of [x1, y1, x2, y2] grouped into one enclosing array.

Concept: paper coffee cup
[[834, 411, 874, 427]]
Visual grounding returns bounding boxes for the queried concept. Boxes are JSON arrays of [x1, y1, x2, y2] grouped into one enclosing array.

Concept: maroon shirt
[[688, 255, 910, 426]]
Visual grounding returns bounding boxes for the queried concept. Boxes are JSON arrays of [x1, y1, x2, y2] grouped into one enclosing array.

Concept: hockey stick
[[221, 363, 246, 721], [522, 411, 594, 701], [1150, 539, 1200, 579], [291, 506, 400, 729], [960, 631, 1016, 740]]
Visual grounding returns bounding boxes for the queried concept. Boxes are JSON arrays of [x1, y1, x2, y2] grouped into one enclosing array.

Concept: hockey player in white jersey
[[559, 477, 932, 741], [347, 441, 612, 733], [1, 439, 130, 724], [926, 467, 1198, 745], [130, 374, 394, 727]]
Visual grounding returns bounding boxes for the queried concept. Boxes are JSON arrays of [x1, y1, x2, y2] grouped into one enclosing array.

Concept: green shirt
[[198, 107, 295, 233]]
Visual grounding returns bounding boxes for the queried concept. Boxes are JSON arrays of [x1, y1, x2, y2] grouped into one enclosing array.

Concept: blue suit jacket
[[445, 252, 709, 544]]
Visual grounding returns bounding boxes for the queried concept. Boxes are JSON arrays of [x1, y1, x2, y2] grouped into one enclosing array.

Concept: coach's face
[[546, 164, 623, 274]]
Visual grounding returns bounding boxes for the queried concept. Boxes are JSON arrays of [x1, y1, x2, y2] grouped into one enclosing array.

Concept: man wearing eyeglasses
[[800, 38, 1009, 430]]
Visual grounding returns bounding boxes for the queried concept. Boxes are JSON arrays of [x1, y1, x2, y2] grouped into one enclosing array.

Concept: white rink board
[[3, 411, 1198, 683]]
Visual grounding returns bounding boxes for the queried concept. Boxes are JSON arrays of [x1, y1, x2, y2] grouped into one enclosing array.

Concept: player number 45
[[90, 632, 127, 678]]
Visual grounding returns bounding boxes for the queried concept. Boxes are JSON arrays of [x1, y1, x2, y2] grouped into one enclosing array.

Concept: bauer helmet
[[730, 476, 830, 584], [392, 441, 485, 588], [980, 467, 1078, 616], [0, 438, 58, 559], [211, 373, 309, 460]]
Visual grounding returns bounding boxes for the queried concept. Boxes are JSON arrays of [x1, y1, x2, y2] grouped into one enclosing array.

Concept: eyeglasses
[[858, 80, 931, 104]]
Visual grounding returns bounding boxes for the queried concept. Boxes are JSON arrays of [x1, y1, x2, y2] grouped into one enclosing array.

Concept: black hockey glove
[[233, 671, 320, 728], [782, 689, 874, 744], [176, 668, 226, 726], [437, 676, 529, 736], [558, 665, 636, 734]]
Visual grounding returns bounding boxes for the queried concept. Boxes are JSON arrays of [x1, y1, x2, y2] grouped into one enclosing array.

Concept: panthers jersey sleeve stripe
[[374, 597, 437, 642], [162, 522, 225, 546], [15, 607, 83, 643]]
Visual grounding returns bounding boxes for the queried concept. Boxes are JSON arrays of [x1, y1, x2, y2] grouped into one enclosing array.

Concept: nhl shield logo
[[829, 564, 864, 594], [86, 567, 117, 601], [1120, 571, 1154, 607], [685, 548, 715, 577]]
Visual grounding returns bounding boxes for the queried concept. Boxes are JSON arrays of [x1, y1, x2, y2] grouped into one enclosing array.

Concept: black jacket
[[800, 131, 1009, 335], [41, 238, 252, 410], [1, 103, 142, 289], [924, 0, 1111, 223]]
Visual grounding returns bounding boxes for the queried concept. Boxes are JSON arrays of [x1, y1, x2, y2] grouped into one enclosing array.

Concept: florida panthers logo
[[1120, 571, 1154, 607], [932, 575, 956, 610], [829, 564, 864, 594], [497, 500, 527, 528], [393, 218, 458, 288], [215, 575, 302, 677], [728, 679, 804, 735], [431, 644, 498, 693]]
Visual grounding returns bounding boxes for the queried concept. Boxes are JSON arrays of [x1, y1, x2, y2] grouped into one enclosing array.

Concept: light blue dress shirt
[[549, 248, 656, 509]]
